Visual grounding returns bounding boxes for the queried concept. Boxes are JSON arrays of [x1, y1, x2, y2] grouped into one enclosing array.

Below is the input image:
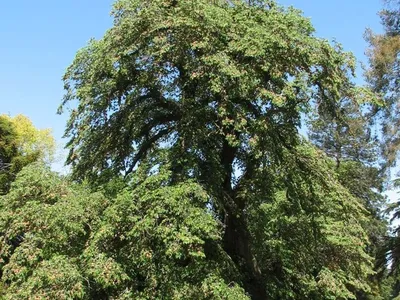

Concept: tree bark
[[219, 138, 266, 300]]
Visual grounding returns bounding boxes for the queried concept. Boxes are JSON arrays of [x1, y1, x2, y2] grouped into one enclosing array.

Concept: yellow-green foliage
[[2, 114, 55, 163], [0, 115, 55, 194]]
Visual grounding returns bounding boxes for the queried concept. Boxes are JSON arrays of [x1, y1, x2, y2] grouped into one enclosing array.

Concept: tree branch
[[125, 127, 172, 175]]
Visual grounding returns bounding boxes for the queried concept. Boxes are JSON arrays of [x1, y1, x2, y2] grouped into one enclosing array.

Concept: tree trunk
[[220, 138, 266, 299], [223, 213, 266, 299]]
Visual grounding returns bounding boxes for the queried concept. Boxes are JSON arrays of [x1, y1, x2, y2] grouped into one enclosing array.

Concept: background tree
[[4, 114, 55, 164], [366, 1, 400, 297], [307, 90, 388, 298], [365, 0, 400, 165], [0, 115, 55, 195]]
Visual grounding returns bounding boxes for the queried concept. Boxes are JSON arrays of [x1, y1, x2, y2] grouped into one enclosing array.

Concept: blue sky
[[0, 0, 383, 167]]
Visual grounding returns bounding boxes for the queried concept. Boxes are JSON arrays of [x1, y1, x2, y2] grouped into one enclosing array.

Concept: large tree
[[59, 0, 375, 298]]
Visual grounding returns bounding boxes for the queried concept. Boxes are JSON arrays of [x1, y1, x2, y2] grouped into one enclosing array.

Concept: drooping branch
[[125, 127, 173, 175]]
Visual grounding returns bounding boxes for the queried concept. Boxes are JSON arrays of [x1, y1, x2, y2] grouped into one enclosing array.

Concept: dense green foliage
[[1, 0, 399, 299], [0, 149, 375, 299], [0, 163, 247, 299]]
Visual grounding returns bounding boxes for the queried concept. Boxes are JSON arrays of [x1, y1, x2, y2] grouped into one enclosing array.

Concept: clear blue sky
[[0, 0, 383, 166]]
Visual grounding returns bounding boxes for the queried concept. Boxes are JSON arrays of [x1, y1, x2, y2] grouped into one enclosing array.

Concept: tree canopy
[[61, 0, 355, 183]]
